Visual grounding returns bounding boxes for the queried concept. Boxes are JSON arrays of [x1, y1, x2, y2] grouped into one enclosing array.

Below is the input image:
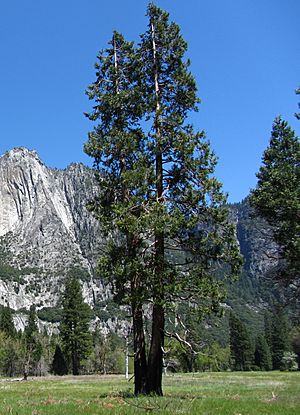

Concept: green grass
[[0, 371, 299, 414]]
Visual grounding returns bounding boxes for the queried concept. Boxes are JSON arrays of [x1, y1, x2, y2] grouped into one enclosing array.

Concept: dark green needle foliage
[[254, 334, 272, 371], [23, 305, 42, 376], [249, 117, 300, 303], [60, 277, 92, 375], [229, 312, 253, 371], [85, 3, 242, 395], [85, 31, 150, 394], [51, 344, 68, 376], [0, 306, 16, 337], [271, 310, 289, 370]]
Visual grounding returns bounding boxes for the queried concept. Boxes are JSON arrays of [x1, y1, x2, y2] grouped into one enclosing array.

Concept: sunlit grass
[[0, 371, 299, 414]]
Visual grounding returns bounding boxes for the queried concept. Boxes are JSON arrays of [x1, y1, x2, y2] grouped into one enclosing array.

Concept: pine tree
[[51, 344, 68, 376], [0, 306, 16, 337], [85, 31, 148, 394], [264, 311, 273, 351], [271, 310, 289, 370], [229, 313, 253, 371], [254, 334, 272, 370], [138, 3, 241, 394], [249, 117, 300, 302], [85, 3, 241, 395], [23, 305, 42, 377], [60, 277, 92, 375]]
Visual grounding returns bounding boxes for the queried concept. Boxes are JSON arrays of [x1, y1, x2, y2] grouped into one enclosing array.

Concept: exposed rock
[[0, 148, 279, 332], [0, 147, 106, 315]]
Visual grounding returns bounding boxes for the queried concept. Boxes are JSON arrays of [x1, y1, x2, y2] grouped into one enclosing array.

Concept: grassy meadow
[[0, 371, 299, 415]]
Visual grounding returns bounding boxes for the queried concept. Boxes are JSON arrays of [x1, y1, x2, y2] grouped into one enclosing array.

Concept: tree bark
[[146, 303, 164, 395], [145, 16, 165, 397], [132, 304, 147, 395]]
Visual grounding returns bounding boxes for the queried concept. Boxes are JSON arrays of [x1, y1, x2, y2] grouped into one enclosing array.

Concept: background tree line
[[0, 275, 299, 378]]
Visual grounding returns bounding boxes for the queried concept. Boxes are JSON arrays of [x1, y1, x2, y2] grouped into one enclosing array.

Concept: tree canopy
[[85, 2, 242, 395], [249, 117, 300, 305], [60, 277, 92, 375]]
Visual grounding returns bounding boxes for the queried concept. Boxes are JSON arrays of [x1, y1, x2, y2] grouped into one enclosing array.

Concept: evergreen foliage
[[249, 117, 300, 305], [254, 334, 272, 370], [51, 344, 68, 376], [60, 276, 92, 375], [0, 306, 16, 337], [271, 310, 289, 370], [85, 2, 242, 395], [229, 312, 253, 371], [0, 332, 24, 377], [23, 305, 43, 377]]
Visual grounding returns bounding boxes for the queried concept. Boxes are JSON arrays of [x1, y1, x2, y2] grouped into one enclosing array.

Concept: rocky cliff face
[[0, 148, 278, 331], [0, 148, 107, 315]]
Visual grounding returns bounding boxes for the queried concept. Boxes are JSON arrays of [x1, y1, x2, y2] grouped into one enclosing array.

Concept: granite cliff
[[0, 148, 277, 330], [0, 148, 108, 321]]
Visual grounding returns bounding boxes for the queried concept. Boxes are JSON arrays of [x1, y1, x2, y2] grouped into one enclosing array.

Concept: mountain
[[0, 148, 109, 326], [0, 148, 278, 331]]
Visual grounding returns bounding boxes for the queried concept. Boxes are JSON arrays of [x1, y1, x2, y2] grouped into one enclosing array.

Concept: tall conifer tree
[[23, 305, 42, 377], [254, 334, 272, 370], [0, 306, 16, 337], [138, 3, 241, 394], [85, 3, 241, 395], [60, 277, 92, 375], [85, 31, 149, 394], [250, 117, 300, 303], [229, 312, 253, 371]]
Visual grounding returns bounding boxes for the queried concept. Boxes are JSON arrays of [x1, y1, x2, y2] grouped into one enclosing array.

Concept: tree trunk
[[146, 303, 164, 395], [133, 304, 147, 395], [145, 17, 165, 397]]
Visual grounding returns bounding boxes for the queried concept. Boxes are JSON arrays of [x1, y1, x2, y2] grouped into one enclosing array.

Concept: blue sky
[[0, 0, 299, 202]]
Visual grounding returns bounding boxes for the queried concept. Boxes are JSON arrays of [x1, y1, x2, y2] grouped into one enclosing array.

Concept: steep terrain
[[0, 147, 278, 331], [0, 148, 108, 320]]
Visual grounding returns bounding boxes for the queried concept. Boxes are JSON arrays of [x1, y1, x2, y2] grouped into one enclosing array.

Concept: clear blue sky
[[0, 0, 299, 202]]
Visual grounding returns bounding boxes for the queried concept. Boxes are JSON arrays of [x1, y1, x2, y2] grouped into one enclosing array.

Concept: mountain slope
[[0, 148, 280, 332], [0, 147, 106, 312]]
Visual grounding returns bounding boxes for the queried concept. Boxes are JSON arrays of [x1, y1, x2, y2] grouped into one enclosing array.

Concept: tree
[[249, 117, 300, 303], [264, 308, 290, 370], [271, 310, 289, 370], [229, 312, 253, 371], [254, 334, 272, 370], [263, 311, 273, 351], [0, 306, 16, 337], [60, 277, 92, 375], [140, 2, 241, 394], [51, 344, 68, 376], [290, 326, 300, 369], [0, 332, 24, 377], [280, 351, 298, 371], [23, 305, 42, 377], [85, 30, 149, 394], [85, 3, 241, 395]]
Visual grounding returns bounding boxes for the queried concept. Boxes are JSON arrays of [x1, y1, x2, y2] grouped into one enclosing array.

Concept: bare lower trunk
[[133, 305, 147, 395], [146, 303, 164, 396]]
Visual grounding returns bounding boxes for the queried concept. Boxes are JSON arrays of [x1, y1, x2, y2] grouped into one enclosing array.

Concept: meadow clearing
[[0, 371, 299, 415]]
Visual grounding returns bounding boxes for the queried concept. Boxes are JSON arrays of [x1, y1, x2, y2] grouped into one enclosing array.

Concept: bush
[[280, 352, 298, 371]]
